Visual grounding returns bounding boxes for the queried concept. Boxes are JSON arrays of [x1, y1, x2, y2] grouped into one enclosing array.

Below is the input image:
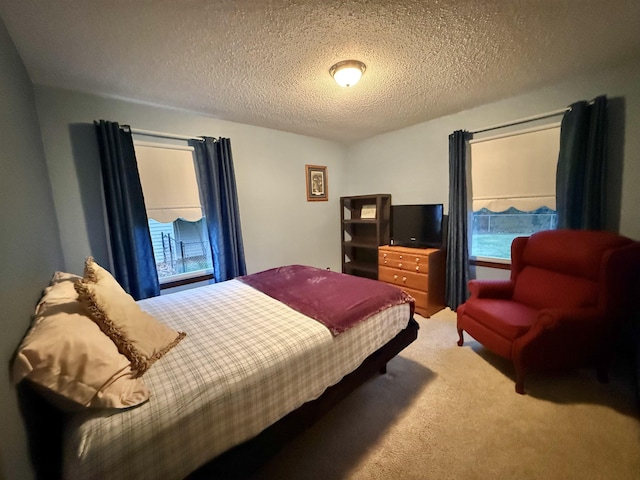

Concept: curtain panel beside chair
[[556, 95, 608, 230], [446, 130, 471, 311]]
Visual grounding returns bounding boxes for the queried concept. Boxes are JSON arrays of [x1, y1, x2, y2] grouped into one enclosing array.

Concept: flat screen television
[[391, 204, 444, 248]]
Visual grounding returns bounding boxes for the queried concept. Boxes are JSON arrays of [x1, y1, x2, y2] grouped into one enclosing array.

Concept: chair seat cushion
[[464, 298, 539, 341]]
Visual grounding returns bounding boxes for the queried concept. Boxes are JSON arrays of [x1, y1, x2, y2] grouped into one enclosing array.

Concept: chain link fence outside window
[[472, 207, 558, 259], [155, 232, 212, 278]]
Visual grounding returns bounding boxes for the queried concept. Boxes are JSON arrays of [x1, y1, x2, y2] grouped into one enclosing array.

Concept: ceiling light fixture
[[329, 60, 366, 87]]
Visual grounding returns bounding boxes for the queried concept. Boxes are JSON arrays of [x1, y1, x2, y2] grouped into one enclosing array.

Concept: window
[[469, 125, 560, 261], [135, 141, 213, 284]]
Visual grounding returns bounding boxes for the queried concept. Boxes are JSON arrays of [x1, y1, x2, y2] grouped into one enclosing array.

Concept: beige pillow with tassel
[[75, 257, 186, 376]]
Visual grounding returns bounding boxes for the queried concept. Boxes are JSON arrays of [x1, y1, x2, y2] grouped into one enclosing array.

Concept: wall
[[0, 20, 65, 480], [347, 56, 640, 280], [33, 87, 348, 277]]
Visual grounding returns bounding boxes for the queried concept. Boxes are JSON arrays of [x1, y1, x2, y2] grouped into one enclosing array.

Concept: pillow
[[34, 271, 80, 315], [75, 257, 186, 376], [12, 272, 150, 411]]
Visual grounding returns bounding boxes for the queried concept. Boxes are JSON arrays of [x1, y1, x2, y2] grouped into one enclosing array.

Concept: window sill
[[160, 273, 214, 290], [471, 257, 511, 270]]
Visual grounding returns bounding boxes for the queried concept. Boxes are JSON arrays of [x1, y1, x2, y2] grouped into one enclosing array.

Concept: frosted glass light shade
[[330, 60, 366, 87]]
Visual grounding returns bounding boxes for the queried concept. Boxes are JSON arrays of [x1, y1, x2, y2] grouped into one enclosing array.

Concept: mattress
[[63, 279, 411, 479]]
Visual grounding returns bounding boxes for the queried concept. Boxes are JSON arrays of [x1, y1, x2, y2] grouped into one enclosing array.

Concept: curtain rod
[[129, 127, 205, 142], [469, 107, 570, 135]]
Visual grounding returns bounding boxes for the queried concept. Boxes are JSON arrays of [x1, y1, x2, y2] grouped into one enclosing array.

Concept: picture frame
[[305, 164, 328, 201], [360, 204, 377, 219]]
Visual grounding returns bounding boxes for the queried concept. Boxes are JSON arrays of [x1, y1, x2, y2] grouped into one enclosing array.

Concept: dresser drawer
[[378, 266, 428, 291], [402, 286, 428, 311], [378, 250, 430, 273]]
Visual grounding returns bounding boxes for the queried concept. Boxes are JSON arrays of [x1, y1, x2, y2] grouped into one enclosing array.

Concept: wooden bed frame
[[19, 317, 419, 480]]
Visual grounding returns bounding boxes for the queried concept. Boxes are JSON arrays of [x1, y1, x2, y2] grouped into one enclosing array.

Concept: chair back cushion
[[512, 230, 632, 310], [513, 267, 598, 309]]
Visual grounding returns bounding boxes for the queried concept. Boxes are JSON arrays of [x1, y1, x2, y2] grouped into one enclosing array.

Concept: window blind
[[470, 125, 560, 212], [135, 143, 203, 223]]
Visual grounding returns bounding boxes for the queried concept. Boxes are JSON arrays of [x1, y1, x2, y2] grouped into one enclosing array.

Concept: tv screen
[[391, 204, 444, 248]]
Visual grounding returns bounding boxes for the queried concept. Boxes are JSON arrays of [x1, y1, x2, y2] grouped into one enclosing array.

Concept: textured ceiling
[[2, 0, 640, 143]]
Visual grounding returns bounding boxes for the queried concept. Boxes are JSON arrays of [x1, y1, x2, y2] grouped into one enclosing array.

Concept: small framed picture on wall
[[305, 164, 328, 201]]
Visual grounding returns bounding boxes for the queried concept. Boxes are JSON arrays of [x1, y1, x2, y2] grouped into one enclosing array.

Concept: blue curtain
[[94, 120, 160, 300], [556, 95, 608, 229], [190, 137, 247, 282], [446, 130, 471, 311]]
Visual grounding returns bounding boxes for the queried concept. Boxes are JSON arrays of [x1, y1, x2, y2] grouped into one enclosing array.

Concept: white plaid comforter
[[63, 279, 411, 480]]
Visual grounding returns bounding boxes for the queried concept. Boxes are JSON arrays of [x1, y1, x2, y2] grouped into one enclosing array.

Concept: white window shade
[[135, 143, 203, 223], [470, 125, 560, 212]]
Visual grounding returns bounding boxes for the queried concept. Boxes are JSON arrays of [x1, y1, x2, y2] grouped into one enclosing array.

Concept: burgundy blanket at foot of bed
[[238, 265, 415, 335]]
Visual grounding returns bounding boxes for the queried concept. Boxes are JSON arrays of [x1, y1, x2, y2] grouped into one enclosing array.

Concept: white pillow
[[12, 272, 150, 411]]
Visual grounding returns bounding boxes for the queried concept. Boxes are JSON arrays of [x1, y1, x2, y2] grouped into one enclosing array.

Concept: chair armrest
[[522, 308, 607, 348], [515, 307, 605, 352], [513, 307, 610, 378], [535, 307, 603, 329], [468, 280, 514, 299]]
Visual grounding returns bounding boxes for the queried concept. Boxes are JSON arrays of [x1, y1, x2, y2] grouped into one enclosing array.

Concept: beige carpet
[[251, 309, 640, 480]]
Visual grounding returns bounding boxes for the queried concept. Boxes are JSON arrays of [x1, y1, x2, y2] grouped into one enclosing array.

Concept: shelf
[[343, 241, 379, 250], [343, 219, 378, 224], [340, 194, 391, 280], [343, 262, 378, 275]]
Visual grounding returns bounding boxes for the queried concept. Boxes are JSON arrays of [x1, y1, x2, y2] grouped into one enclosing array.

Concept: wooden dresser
[[378, 245, 446, 318]]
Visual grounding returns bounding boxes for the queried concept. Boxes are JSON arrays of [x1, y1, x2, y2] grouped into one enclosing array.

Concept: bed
[[16, 263, 418, 480]]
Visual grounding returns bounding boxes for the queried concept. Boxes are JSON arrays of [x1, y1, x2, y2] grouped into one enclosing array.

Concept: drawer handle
[[384, 260, 388, 265], [415, 266, 420, 271], [399, 255, 403, 259], [383, 253, 387, 258], [415, 257, 420, 263], [393, 275, 398, 280], [398, 263, 402, 268], [402, 277, 407, 283]]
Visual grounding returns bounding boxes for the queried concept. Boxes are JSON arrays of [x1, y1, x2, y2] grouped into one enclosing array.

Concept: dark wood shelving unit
[[340, 194, 391, 280]]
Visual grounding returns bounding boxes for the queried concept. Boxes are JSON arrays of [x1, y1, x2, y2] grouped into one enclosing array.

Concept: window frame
[[134, 140, 213, 286], [159, 272, 214, 290], [468, 123, 561, 265]]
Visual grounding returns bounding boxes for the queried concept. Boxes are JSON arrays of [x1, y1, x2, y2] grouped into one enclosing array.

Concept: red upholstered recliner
[[457, 229, 640, 394]]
